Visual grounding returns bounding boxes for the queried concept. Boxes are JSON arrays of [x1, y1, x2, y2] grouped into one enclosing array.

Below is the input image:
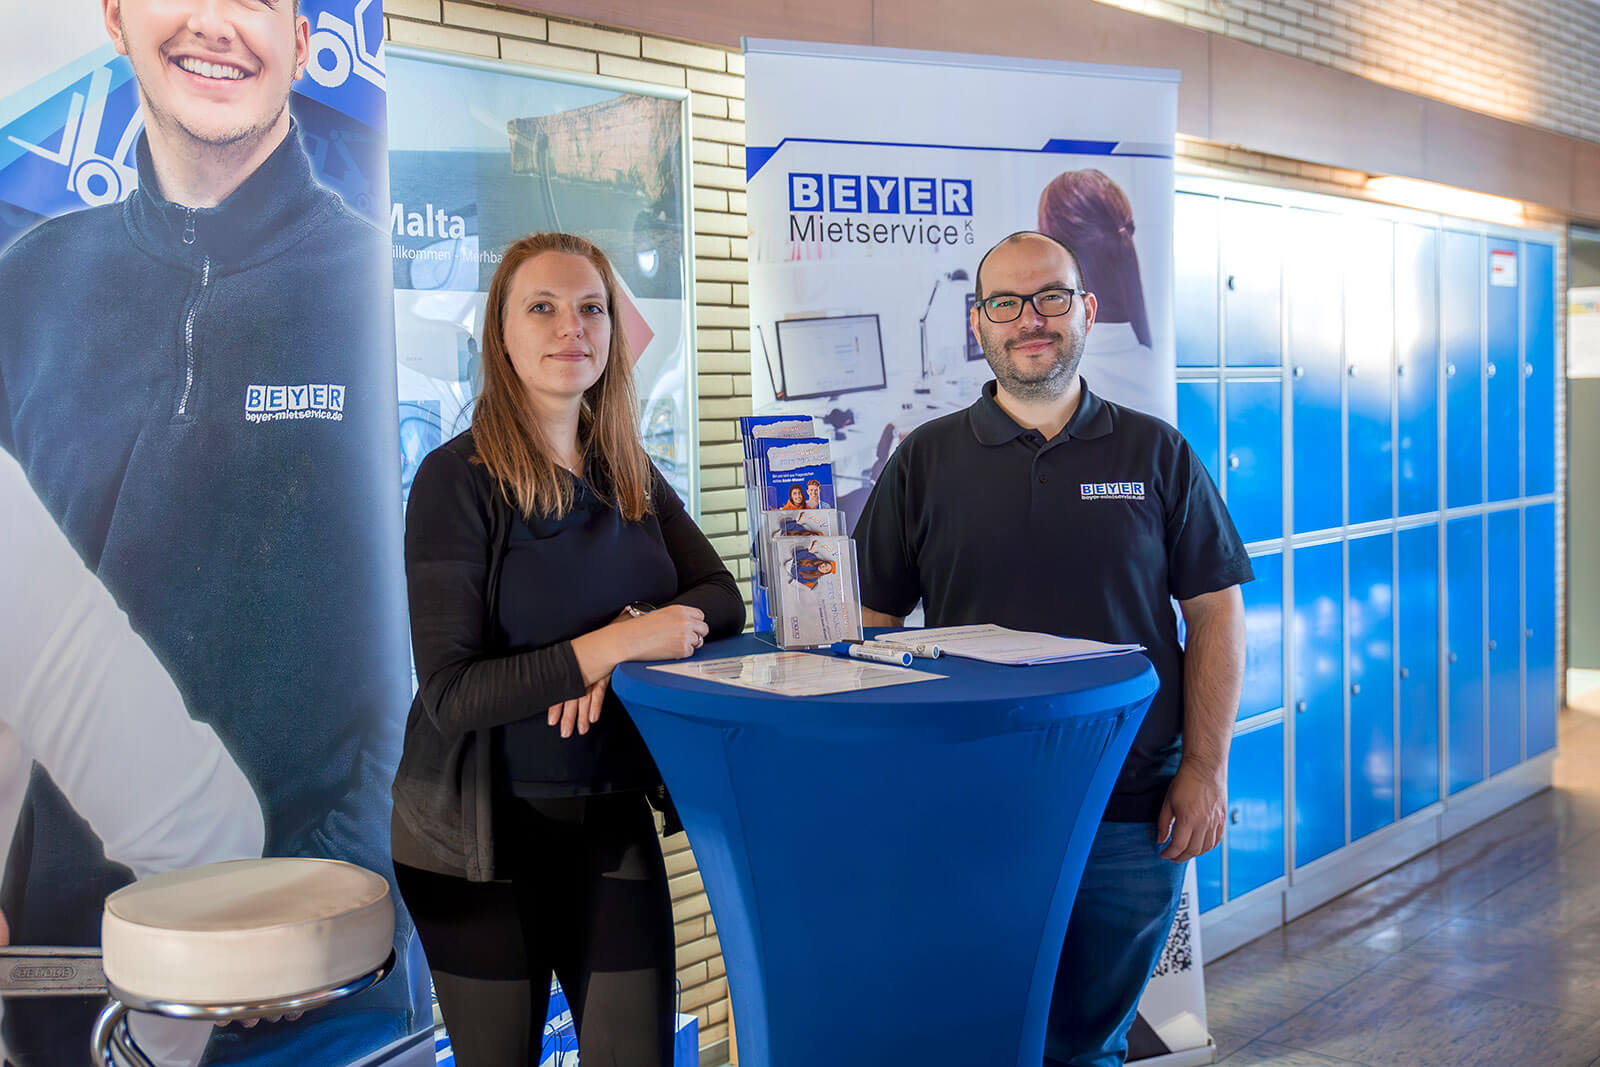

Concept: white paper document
[[874, 625, 1145, 666], [648, 652, 942, 697]]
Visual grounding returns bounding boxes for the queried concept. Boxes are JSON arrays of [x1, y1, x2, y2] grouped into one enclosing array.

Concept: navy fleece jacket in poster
[[0, 125, 419, 1063]]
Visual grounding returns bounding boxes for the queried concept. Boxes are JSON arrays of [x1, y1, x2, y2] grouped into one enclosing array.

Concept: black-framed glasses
[[978, 287, 1088, 323]]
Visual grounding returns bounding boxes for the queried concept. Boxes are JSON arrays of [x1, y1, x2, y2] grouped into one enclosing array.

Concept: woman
[[391, 232, 744, 1066]]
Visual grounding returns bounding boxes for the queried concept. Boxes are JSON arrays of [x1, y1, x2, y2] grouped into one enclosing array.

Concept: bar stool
[[90, 858, 395, 1067]]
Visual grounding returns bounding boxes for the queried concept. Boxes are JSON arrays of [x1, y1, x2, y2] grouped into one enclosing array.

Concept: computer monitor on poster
[[775, 314, 888, 400]]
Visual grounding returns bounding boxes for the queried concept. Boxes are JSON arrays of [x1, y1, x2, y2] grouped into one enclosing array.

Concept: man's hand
[[1155, 760, 1227, 862]]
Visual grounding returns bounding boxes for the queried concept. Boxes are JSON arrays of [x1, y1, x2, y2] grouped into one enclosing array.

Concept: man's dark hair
[[973, 230, 1086, 301]]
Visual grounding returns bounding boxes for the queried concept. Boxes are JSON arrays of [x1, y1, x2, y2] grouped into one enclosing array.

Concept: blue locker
[[1177, 379, 1222, 489], [1486, 509, 1522, 775], [1348, 533, 1396, 840], [1524, 243, 1556, 497], [1196, 843, 1222, 912], [1397, 525, 1441, 816], [1289, 209, 1345, 535], [1294, 542, 1345, 867], [1176, 193, 1220, 368], [1345, 217, 1395, 526], [1224, 380, 1283, 544], [1395, 225, 1440, 517], [1227, 720, 1285, 897], [1446, 516, 1485, 793], [1223, 199, 1283, 367], [1485, 241, 1520, 502], [1442, 231, 1483, 509], [1241, 551, 1284, 720], [1525, 503, 1557, 755]]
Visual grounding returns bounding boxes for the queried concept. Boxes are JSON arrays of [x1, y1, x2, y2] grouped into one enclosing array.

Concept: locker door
[[1177, 378, 1222, 488], [1176, 192, 1220, 368], [1395, 225, 1440, 517], [1289, 209, 1345, 535], [1486, 509, 1522, 775], [1241, 551, 1284, 720], [1227, 720, 1285, 897], [1524, 243, 1556, 497], [1224, 380, 1283, 545], [1446, 516, 1485, 793], [1397, 525, 1441, 816], [1485, 241, 1521, 502], [1525, 503, 1557, 755], [1294, 541, 1345, 867], [1349, 532, 1396, 840], [1346, 218, 1395, 526], [1442, 231, 1483, 509], [1222, 199, 1283, 367]]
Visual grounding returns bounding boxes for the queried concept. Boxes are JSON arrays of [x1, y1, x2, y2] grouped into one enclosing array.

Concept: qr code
[[1150, 892, 1193, 978]]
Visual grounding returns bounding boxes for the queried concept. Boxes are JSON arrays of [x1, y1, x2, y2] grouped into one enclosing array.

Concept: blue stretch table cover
[[613, 633, 1157, 1067]]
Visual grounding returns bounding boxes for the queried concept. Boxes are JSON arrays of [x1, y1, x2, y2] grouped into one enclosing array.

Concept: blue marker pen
[[829, 641, 913, 667]]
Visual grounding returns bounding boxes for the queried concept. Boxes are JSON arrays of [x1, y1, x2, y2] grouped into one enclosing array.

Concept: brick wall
[[382, 4, 749, 1060], [1092, 0, 1600, 144]]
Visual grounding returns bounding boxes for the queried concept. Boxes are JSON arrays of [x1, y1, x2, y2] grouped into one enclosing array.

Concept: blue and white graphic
[[745, 40, 1179, 535]]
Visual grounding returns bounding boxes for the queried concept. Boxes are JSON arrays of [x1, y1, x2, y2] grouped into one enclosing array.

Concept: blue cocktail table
[[613, 633, 1157, 1067]]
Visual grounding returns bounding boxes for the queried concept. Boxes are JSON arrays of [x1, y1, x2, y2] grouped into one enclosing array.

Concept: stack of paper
[[874, 625, 1144, 666]]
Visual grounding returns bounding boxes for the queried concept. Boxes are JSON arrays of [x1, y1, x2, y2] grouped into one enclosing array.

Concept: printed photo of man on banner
[[0, 2, 426, 1064]]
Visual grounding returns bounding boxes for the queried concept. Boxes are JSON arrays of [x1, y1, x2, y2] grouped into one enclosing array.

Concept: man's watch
[[624, 602, 656, 618]]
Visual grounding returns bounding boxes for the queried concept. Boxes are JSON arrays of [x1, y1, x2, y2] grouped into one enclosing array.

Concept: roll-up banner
[[0, 3, 429, 1065], [744, 41, 1209, 1066], [744, 39, 1178, 537]]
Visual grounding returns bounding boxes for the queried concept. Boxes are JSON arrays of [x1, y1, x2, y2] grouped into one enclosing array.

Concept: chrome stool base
[[90, 950, 394, 1066]]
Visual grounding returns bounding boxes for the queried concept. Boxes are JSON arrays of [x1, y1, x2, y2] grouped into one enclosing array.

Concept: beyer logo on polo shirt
[[1081, 481, 1146, 500], [244, 384, 346, 424]]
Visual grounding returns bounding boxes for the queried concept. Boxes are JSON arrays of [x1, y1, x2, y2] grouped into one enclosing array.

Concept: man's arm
[[862, 608, 906, 628], [1158, 584, 1246, 861]]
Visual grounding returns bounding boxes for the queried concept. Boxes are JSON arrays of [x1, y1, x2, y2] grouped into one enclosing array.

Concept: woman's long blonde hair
[[472, 232, 652, 521]]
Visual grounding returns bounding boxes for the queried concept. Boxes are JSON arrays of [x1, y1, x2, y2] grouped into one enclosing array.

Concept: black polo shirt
[[853, 380, 1253, 821]]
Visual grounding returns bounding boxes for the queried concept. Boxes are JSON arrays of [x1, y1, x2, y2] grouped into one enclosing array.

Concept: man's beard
[[981, 327, 1084, 401]]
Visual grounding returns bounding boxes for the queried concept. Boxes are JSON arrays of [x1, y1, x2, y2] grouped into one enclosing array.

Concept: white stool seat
[[100, 858, 393, 1006]]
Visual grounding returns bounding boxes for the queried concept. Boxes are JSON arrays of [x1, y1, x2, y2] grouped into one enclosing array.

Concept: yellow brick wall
[[382, 4, 748, 1060], [1092, 0, 1600, 144]]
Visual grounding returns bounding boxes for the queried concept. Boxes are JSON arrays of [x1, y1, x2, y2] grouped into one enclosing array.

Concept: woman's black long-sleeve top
[[391, 428, 744, 881]]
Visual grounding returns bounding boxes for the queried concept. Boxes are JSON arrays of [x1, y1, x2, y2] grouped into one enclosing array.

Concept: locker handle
[[1446, 363, 1457, 377], [1228, 455, 1241, 470], [1296, 699, 1308, 713], [1525, 628, 1534, 638], [1448, 651, 1459, 663], [1396, 363, 1406, 378], [1227, 274, 1237, 291], [1525, 363, 1534, 378], [1351, 683, 1361, 695], [1230, 808, 1241, 826], [1293, 366, 1305, 378], [1348, 364, 1359, 377], [1400, 666, 1410, 679], [1488, 639, 1498, 651], [1487, 362, 1497, 379]]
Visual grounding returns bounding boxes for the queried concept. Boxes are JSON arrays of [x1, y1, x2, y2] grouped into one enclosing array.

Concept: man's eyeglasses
[[977, 287, 1088, 324]]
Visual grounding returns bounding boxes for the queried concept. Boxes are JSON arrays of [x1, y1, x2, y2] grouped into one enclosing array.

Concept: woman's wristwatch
[[624, 602, 655, 618]]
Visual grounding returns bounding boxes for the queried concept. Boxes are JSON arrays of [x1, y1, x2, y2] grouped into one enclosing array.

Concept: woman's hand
[[547, 675, 609, 739], [615, 605, 709, 662]]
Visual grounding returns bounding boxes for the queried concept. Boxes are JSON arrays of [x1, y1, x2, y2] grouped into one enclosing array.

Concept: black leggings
[[395, 791, 675, 1067]]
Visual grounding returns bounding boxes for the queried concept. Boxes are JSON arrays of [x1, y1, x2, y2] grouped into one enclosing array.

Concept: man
[[0, 2, 421, 1063], [854, 231, 1249, 1067]]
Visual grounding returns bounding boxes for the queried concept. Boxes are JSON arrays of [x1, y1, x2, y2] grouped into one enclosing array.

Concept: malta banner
[[745, 39, 1178, 536], [0, 3, 427, 1064], [745, 40, 1207, 1066]]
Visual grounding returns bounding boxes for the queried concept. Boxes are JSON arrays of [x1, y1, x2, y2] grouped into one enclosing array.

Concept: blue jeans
[[1043, 821, 1189, 1067]]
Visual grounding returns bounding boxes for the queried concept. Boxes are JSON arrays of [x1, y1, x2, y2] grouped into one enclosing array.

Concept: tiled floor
[[1205, 676, 1600, 1067]]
